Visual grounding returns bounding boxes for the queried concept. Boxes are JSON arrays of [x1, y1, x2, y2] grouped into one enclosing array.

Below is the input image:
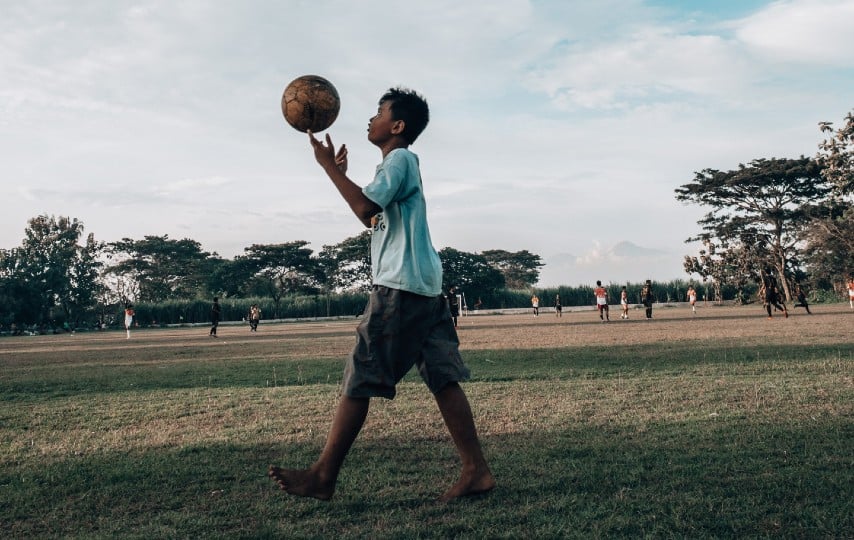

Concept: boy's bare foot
[[267, 465, 335, 501], [439, 467, 495, 502]]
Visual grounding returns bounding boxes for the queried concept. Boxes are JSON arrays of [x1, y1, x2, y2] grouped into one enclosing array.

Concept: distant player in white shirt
[[124, 303, 134, 339], [620, 286, 629, 319], [687, 286, 697, 315]]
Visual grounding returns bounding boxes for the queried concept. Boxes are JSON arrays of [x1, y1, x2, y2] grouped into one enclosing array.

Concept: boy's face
[[367, 100, 403, 146]]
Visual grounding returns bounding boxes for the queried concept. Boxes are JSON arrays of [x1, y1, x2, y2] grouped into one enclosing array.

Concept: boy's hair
[[380, 87, 429, 144]]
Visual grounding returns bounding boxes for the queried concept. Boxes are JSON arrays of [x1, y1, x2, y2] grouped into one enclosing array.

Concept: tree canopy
[[675, 157, 828, 300], [0, 215, 103, 325], [481, 249, 544, 289], [439, 248, 506, 302], [106, 235, 213, 303], [806, 110, 854, 288]]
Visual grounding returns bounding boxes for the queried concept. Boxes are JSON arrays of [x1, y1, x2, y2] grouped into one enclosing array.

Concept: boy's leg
[[269, 396, 370, 500], [434, 382, 495, 502]]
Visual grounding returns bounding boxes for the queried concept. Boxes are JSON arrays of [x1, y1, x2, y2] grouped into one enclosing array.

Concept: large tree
[[0, 215, 103, 325], [106, 235, 214, 303], [241, 241, 322, 317], [203, 256, 258, 298], [683, 239, 757, 304], [481, 249, 543, 289], [318, 231, 372, 292], [804, 111, 854, 288], [675, 157, 828, 301], [439, 247, 505, 303]]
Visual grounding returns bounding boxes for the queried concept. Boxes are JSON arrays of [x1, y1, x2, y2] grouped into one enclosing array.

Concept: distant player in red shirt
[[594, 280, 609, 322]]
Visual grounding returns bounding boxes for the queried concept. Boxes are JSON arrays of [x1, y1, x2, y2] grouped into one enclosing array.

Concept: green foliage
[[106, 235, 213, 303], [124, 293, 369, 327], [481, 249, 543, 289], [0, 215, 103, 325], [805, 110, 854, 290], [318, 231, 372, 292], [678, 108, 854, 300], [439, 247, 505, 300], [237, 241, 326, 318]]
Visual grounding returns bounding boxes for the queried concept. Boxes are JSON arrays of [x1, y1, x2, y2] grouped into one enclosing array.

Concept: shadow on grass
[[3, 419, 851, 538]]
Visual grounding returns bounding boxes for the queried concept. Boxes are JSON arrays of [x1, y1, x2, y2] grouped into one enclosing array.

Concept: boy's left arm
[[308, 131, 381, 227]]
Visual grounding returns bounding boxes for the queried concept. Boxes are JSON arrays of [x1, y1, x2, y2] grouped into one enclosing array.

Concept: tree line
[[0, 222, 548, 329], [676, 110, 853, 303]]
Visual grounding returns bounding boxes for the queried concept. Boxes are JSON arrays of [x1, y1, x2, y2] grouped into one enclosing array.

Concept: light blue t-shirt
[[362, 148, 442, 296]]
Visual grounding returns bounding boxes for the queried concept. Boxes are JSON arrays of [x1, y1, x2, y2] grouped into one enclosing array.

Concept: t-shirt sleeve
[[363, 151, 410, 208]]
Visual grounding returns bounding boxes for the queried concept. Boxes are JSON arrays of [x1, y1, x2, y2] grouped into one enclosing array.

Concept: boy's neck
[[378, 138, 409, 158]]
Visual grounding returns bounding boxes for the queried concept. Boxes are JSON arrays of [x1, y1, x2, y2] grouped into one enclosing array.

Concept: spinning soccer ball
[[281, 75, 340, 133]]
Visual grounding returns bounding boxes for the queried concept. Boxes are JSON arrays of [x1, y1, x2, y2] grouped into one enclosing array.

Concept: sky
[[2, 0, 852, 287]]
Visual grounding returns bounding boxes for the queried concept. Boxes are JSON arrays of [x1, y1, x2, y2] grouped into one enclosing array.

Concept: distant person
[[448, 286, 460, 327], [793, 284, 812, 314], [640, 280, 655, 319], [848, 276, 854, 309], [210, 297, 221, 337], [124, 303, 134, 339], [249, 304, 261, 331], [554, 294, 562, 317], [759, 268, 787, 319], [687, 286, 697, 315], [593, 280, 609, 322], [531, 294, 539, 316], [474, 297, 483, 311], [620, 286, 629, 319]]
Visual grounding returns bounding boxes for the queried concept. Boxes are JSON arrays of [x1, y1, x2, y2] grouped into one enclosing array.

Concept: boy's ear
[[391, 119, 405, 135]]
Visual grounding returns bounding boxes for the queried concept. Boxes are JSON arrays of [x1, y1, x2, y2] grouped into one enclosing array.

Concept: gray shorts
[[343, 286, 470, 399]]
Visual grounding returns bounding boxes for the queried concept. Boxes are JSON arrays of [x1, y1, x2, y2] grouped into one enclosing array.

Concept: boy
[[448, 286, 460, 327], [793, 284, 812, 314], [687, 286, 697, 315], [248, 304, 261, 331], [759, 268, 788, 319], [268, 87, 494, 502], [124, 303, 134, 339], [594, 280, 609, 322], [641, 279, 655, 319], [209, 297, 221, 337], [620, 286, 629, 319]]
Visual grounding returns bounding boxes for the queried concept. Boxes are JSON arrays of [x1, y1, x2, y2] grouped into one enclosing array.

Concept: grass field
[[1, 304, 852, 538]]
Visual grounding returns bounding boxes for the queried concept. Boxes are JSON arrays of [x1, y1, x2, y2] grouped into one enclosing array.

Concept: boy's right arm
[[308, 131, 381, 228]]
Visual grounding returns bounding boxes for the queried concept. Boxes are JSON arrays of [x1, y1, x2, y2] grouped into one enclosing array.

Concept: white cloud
[[734, 0, 854, 66]]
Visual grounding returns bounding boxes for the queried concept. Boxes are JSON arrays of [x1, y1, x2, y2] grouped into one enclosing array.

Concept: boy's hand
[[308, 130, 346, 173], [335, 143, 348, 174]]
